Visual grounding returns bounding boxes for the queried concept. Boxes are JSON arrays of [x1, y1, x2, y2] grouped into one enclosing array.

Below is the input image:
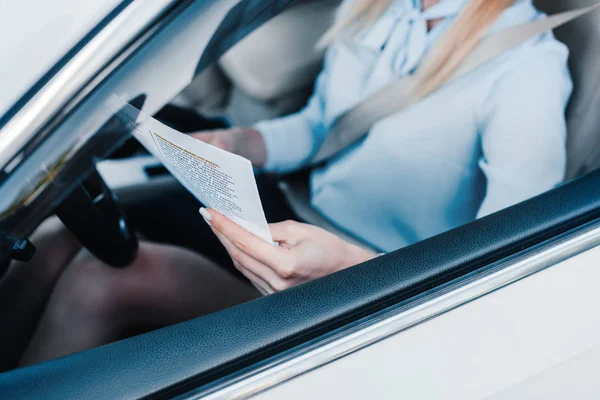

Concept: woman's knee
[[41, 242, 246, 329], [45, 254, 128, 326], [45, 244, 179, 326]]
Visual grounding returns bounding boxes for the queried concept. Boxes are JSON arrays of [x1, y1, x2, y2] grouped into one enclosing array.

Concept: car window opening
[[2, 0, 600, 374]]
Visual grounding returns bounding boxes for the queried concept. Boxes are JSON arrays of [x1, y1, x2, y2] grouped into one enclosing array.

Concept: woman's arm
[[475, 49, 573, 218], [254, 47, 335, 174]]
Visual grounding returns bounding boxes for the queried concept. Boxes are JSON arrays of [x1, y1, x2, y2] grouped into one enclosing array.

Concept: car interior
[[2, 0, 600, 397], [176, 0, 600, 179], [100, 0, 600, 259], [102, 0, 369, 259]]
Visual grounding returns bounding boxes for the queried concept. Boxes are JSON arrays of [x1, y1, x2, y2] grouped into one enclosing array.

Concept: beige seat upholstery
[[534, 0, 600, 179], [220, 0, 340, 125], [176, 0, 340, 124], [174, 64, 231, 115], [219, 0, 339, 103]]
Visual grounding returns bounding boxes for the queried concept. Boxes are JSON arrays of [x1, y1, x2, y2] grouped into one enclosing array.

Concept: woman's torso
[[309, 0, 572, 252]]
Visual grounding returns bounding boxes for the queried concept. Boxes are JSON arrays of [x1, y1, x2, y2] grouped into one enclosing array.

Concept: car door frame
[[1, 1, 600, 399]]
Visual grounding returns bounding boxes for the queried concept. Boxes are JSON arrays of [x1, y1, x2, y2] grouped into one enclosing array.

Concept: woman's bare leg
[[0, 217, 80, 371], [19, 241, 260, 366]]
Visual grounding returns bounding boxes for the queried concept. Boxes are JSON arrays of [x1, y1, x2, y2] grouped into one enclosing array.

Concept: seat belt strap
[[311, 3, 600, 165]]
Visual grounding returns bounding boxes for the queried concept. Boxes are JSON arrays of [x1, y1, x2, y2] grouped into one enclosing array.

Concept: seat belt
[[278, 2, 600, 249], [311, 2, 600, 165]]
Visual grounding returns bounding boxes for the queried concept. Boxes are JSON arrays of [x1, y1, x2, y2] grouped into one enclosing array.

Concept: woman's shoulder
[[473, 42, 573, 134], [495, 36, 571, 92], [472, 3, 574, 124], [485, 1, 571, 84], [476, 37, 572, 117]]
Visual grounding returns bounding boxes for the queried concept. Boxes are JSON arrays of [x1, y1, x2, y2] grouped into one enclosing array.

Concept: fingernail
[[199, 207, 212, 226]]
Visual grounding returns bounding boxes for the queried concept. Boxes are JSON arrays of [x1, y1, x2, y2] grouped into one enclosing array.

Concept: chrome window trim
[[0, 0, 179, 174], [179, 219, 600, 400], [0, 0, 133, 130]]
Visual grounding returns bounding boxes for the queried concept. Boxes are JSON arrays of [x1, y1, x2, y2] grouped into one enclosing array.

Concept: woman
[[10, 0, 572, 366], [193, 0, 572, 288]]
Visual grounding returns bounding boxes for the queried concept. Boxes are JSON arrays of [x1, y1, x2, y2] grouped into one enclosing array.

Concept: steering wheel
[[50, 95, 149, 268], [55, 168, 138, 268]]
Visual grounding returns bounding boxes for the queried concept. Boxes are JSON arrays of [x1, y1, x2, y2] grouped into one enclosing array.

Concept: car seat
[[175, 0, 341, 125], [534, 0, 600, 179]]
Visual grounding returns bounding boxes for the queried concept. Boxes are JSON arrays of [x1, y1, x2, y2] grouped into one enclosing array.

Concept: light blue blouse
[[256, 0, 573, 252]]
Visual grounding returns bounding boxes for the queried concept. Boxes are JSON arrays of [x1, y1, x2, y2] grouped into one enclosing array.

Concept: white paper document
[[105, 95, 273, 243]]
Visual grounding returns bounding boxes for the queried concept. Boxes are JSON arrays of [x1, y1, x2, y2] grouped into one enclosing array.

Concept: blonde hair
[[318, 0, 514, 98]]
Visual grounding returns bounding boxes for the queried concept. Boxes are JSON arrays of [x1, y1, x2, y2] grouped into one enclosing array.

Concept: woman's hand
[[200, 208, 377, 294], [191, 127, 267, 168]]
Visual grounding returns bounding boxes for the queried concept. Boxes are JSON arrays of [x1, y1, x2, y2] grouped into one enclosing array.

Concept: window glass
[[2, 0, 598, 372]]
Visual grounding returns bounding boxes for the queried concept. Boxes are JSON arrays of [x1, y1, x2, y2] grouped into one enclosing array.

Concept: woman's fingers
[[268, 220, 306, 245], [190, 130, 231, 151], [233, 261, 273, 295], [190, 131, 215, 143], [212, 227, 288, 291], [207, 209, 289, 269]]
